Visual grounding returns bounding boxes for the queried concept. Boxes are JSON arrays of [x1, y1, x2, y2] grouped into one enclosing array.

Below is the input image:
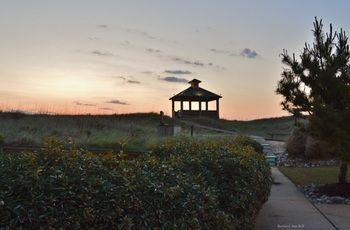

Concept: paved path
[[255, 167, 336, 230], [315, 204, 350, 229]]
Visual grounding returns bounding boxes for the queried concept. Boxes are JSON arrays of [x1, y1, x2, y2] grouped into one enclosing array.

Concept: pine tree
[[276, 18, 350, 183]]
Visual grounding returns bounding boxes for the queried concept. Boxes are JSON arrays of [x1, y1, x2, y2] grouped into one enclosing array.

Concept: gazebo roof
[[169, 79, 222, 101]]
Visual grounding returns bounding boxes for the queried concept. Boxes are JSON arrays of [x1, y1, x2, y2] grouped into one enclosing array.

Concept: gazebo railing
[[175, 110, 219, 119]]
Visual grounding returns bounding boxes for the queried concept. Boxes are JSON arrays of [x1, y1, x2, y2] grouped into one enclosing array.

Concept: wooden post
[[180, 100, 183, 111], [171, 100, 175, 118], [199, 101, 202, 116], [189, 100, 192, 111], [206, 101, 208, 111], [216, 99, 220, 118], [190, 125, 194, 136]]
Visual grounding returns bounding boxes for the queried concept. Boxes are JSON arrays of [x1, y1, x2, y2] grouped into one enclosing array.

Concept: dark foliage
[[0, 137, 271, 229], [276, 18, 350, 183], [232, 135, 264, 154]]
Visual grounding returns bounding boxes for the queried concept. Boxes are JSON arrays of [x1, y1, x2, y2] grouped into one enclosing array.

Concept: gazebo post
[[199, 100, 202, 115], [206, 101, 208, 111], [180, 100, 183, 112], [189, 100, 192, 111], [216, 99, 220, 118], [172, 100, 175, 117]]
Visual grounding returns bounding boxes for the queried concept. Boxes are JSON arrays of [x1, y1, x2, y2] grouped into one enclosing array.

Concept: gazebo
[[170, 79, 222, 119]]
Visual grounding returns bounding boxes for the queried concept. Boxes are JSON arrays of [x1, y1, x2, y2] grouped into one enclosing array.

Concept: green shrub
[[231, 135, 264, 154], [285, 128, 307, 157], [0, 137, 271, 229], [286, 129, 334, 159]]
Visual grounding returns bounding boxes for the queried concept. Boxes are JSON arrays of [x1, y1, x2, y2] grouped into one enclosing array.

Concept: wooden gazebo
[[170, 79, 222, 119]]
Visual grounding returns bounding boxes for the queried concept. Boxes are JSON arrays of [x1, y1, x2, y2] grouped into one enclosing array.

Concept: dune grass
[[0, 112, 171, 151], [0, 111, 295, 151], [189, 116, 298, 140], [279, 166, 350, 186]]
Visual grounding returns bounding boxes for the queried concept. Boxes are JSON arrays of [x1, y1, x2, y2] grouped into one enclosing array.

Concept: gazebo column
[[216, 99, 220, 118], [172, 100, 175, 117], [180, 100, 183, 111], [189, 100, 192, 111], [206, 101, 208, 111]]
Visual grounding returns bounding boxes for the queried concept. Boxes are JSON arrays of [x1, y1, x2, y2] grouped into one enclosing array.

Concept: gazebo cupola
[[170, 79, 222, 119]]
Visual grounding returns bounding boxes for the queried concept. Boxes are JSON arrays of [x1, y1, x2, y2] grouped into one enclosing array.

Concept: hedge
[[0, 137, 271, 229]]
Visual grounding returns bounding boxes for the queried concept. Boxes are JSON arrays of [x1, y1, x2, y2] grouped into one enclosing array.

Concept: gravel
[[276, 151, 339, 168], [301, 184, 350, 205]]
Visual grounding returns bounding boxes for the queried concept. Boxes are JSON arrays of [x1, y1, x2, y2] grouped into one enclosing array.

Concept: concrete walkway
[[255, 167, 336, 230], [315, 204, 350, 229]]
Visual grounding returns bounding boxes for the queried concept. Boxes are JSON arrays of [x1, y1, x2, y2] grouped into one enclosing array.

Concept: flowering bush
[[0, 136, 271, 229]]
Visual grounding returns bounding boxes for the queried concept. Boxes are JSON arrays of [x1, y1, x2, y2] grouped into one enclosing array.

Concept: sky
[[1, 0, 350, 120]]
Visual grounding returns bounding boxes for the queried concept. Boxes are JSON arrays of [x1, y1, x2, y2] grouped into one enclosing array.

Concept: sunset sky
[[1, 1, 350, 120]]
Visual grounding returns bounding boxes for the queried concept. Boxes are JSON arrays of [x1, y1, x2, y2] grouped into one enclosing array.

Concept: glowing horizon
[[1, 1, 349, 120]]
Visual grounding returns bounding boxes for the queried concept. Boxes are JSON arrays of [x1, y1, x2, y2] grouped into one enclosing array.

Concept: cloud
[[74, 101, 96, 106], [127, 80, 140, 84], [120, 41, 131, 47], [146, 48, 161, 53], [142, 71, 153, 75], [88, 37, 100, 41], [92, 50, 113, 57], [171, 57, 205, 66], [99, 107, 113, 111], [126, 28, 157, 40], [117, 76, 141, 84], [159, 76, 188, 83], [240, 48, 258, 58], [106, 99, 129, 105], [210, 47, 259, 59], [97, 24, 108, 28], [164, 70, 192, 75], [210, 48, 230, 55]]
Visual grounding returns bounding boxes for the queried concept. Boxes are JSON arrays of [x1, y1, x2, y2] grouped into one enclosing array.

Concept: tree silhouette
[[276, 18, 350, 183]]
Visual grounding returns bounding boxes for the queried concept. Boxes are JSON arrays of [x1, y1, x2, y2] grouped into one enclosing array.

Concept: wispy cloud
[[210, 48, 230, 55], [92, 50, 114, 57], [141, 71, 153, 75], [99, 107, 113, 111], [74, 101, 96, 106], [97, 24, 108, 28], [106, 99, 129, 105], [117, 76, 141, 84], [164, 70, 192, 75], [125, 28, 157, 40], [171, 57, 205, 67], [159, 76, 188, 83], [146, 48, 161, 53], [210, 47, 259, 59], [120, 41, 132, 47], [127, 80, 140, 84], [88, 37, 100, 41]]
